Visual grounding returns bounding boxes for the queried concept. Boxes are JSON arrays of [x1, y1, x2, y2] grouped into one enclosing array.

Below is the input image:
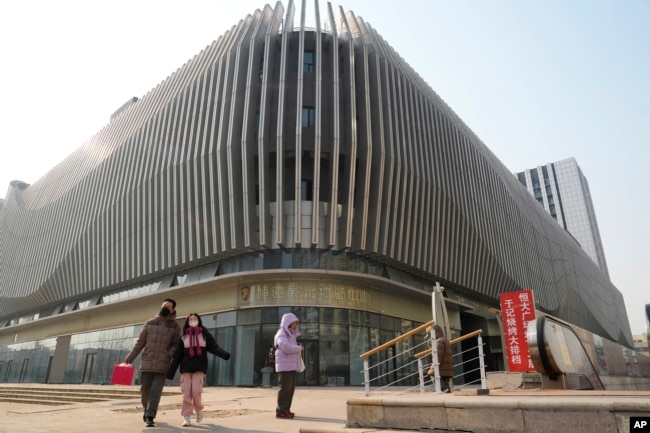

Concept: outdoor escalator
[[527, 315, 604, 390]]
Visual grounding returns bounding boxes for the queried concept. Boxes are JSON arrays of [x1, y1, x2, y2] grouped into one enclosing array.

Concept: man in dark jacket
[[125, 298, 181, 427]]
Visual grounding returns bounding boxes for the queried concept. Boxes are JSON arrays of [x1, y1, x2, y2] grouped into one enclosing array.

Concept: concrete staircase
[[337, 389, 650, 433], [0, 385, 178, 406]]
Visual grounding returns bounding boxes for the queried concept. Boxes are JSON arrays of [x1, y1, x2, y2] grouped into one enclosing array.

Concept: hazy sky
[[1, 0, 648, 334]]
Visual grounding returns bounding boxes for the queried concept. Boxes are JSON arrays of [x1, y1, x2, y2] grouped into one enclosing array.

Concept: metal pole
[[478, 332, 487, 389], [431, 284, 443, 393], [363, 358, 370, 396], [431, 284, 438, 325], [431, 327, 441, 394], [433, 282, 451, 340], [436, 282, 451, 340], [417, 357, 425, 394]]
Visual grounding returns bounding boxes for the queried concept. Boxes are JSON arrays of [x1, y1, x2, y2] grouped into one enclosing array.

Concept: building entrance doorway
[[297, 340, 319, 386], [82, 353, 96, 384]]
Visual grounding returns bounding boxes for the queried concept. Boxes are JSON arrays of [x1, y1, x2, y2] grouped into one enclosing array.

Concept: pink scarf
[[186, 326, 203, 357]]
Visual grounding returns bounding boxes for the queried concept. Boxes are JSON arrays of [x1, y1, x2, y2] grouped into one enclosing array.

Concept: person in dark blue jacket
[[167, 313, 230, 427]]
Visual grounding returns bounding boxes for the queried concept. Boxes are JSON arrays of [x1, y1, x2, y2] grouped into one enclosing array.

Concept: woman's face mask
[[189, 320, 199, 327]]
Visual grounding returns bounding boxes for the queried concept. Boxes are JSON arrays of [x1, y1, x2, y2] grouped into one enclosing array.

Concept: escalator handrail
[[534, 315, 604, 390]]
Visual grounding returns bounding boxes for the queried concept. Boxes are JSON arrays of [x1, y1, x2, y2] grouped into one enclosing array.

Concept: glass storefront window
[[237, 308, 261, 325], [322, 308, 348, 324], [349, 325, 369, 386], [0, 338, 57, 383], [349, 310, 370, 326], [208, 327, 234, 385], [263, 250, 282, 269], [2, 306, 426, 388], [201, 313, 217, 329], [299, 323, 319, 340], [291, 307, 319, 324], [319, 250, 347, 271], [235, 325, 259, 386], [370, 313, 380, 329], [381, 315, 399, 331], [319, 323, 349, 385], [292, 248, 320, 269], [261, 323, 279, 386], [216, 311, 236, 328]]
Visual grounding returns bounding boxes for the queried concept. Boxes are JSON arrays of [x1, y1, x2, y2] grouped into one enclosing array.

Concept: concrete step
[[0, 385, 139, 394], [0, 385, 179, 406], [0, 395, 107, 405], [0, 389, 139, 400]]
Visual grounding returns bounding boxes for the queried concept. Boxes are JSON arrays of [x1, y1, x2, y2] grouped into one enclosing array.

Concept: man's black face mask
[[160, 307, 171, 317]]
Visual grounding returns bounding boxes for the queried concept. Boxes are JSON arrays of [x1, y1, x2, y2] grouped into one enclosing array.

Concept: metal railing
[[360, 323, 487, 396], [416, 329, 487, 393]]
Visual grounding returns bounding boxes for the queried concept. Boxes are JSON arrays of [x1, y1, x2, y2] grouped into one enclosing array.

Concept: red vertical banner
[[499, 289, 536, 372]]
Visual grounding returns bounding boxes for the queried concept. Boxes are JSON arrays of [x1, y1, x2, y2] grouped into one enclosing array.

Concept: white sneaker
[[182, 416, 191, 426], [196, 411, 203, 423]]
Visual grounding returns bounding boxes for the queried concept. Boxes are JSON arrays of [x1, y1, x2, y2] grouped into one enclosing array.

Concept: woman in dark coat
[[427, 324, 453, 392], [167, 313, 230, 426]]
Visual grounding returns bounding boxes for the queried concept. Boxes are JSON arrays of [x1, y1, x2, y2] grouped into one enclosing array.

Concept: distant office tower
[[516, 158, 609, 277]]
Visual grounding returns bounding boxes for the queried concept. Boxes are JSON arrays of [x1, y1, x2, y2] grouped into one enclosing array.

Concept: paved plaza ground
[[2, 384, 649, 433]]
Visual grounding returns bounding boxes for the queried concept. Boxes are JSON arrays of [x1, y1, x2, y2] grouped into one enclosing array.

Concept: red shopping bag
[[111, 363, 136, 385]]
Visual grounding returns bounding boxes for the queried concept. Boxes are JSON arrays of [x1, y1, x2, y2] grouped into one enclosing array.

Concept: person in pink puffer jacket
[[273, 312, 303, 418]]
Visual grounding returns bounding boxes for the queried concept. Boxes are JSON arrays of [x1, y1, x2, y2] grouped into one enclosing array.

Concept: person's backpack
[[268, 345, 276, 364]]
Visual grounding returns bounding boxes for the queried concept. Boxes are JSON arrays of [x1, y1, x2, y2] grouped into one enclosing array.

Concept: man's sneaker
[[288, 411, 295, 417], [276, 412, 294, 419], [196, 411, 203, 423], [182, 416, 191, 426], [145, 416, 155, 427]]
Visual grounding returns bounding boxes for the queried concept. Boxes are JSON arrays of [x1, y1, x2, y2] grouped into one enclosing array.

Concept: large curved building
[[0, 0, 632, 386]]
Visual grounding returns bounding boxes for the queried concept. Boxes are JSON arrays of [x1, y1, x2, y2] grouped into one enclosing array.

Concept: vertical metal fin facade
[[0, 0, 631, 346]]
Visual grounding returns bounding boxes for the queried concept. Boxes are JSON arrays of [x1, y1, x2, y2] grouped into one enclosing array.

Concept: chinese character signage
[[499, 289, 536, 372], [243, 281, 370, 310]]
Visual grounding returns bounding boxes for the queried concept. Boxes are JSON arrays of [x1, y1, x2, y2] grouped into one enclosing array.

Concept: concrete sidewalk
[[1, 384, 649, 433], [0, 385, 365, 433]]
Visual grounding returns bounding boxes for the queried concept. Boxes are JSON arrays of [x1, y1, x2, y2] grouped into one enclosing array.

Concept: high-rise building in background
[[0, 1, 630, 386], [633, 334, 649, 354], [516, 158, 609, 277]]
